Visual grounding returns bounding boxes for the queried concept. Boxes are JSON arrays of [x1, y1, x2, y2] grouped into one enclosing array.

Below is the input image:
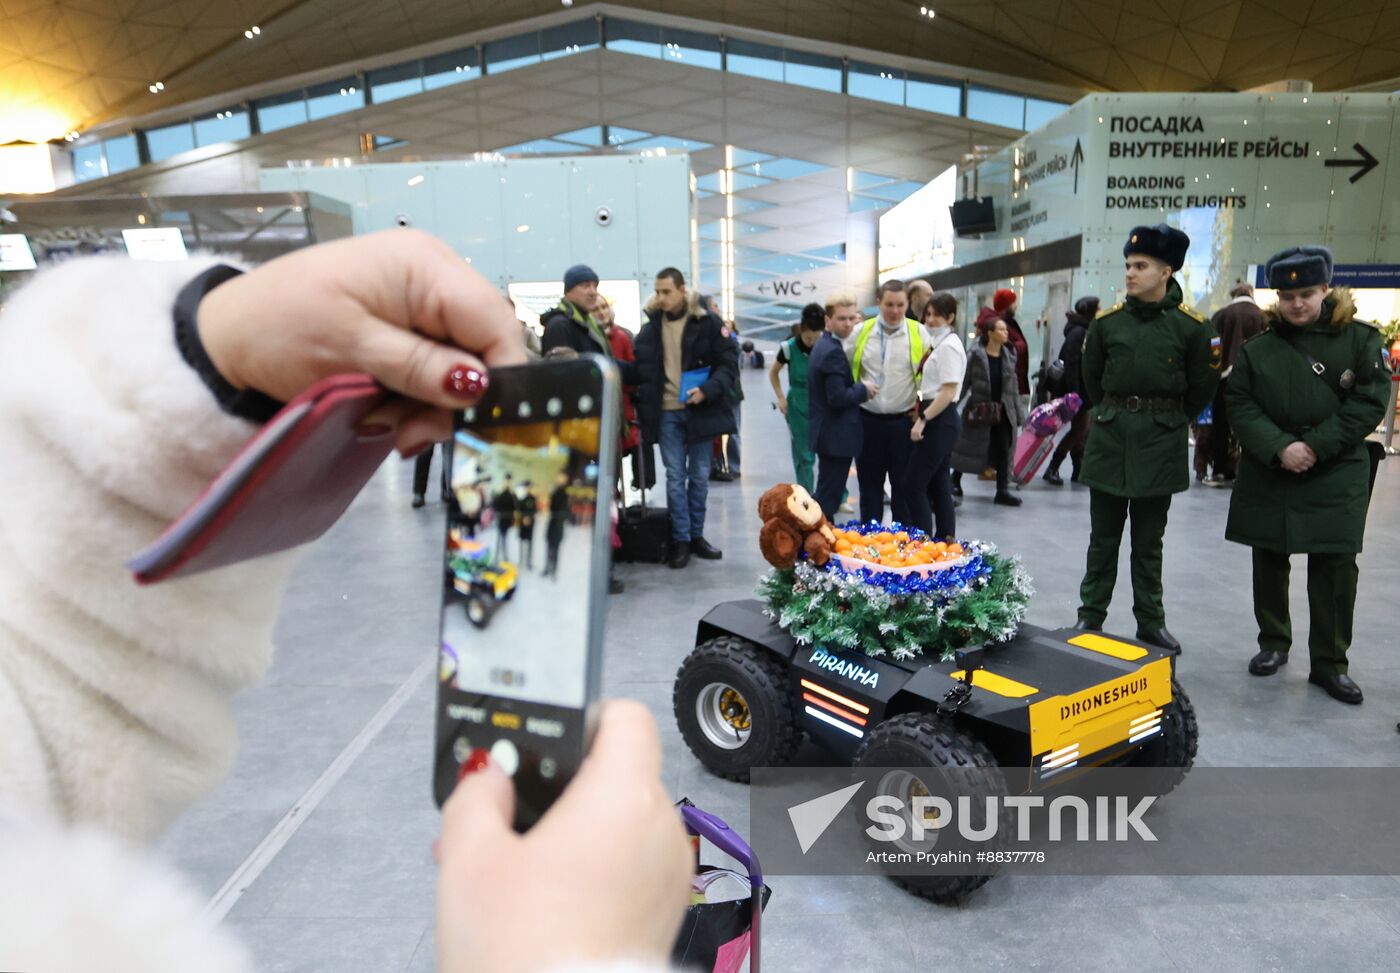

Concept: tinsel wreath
[[756, 543, 1033, 662]]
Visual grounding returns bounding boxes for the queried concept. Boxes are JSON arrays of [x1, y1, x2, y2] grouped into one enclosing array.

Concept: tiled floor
[[158, 365, 1400, 971]]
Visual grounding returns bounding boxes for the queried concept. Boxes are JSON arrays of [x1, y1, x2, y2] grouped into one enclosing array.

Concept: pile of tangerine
[[831, 529, 965, 569]]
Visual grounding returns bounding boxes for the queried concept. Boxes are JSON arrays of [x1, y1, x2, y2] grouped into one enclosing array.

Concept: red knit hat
[[992, 288, 1017, 313]]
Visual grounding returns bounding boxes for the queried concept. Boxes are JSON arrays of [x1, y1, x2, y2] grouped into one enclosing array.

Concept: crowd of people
[[457, 229, 1390, 711], [768, 226, 1389, 705]]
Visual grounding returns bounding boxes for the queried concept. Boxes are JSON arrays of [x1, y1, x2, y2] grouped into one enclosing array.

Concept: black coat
[[540, 300, 611, 357], [1056, 312, 1090, 398], [807, 330, 869, 457], [951, 344, 1027, 474], [632, 297, 739, 445]]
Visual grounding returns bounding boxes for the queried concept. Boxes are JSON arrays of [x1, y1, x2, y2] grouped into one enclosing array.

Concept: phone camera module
[[594, 206, 612, 227]]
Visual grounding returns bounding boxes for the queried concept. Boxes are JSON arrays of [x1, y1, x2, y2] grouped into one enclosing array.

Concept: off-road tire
[[464, 592, 493, 629], [854, 712, 1007, 902], [674, 636, 801, 782], [1125, 679, 1198, 795]]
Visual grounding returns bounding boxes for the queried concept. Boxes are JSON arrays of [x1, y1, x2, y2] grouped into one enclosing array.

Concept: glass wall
[[104, 135, 140, 174], [67, 11, 1068, 182], [369, 62, 424, 103], [145, 120, 195, 162], [661, 27, 721, 70], [726, 39, 784, 81], [968, 86, 1027, 128], [306, 79, 365, 120], [542, 20, 598, 60], [423, 47, 480, 89], [71, 143, 105, 182], [606, 20, 661, 59], [194, 108, 251, 146], [253, 91, 308, 133], [484, 33, 541, 74], [784, 49, 842, 92], [847, 61, 905, 104]]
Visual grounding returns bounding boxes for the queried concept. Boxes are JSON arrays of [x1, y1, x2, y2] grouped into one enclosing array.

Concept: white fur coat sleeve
[[0, 255, 297, 842], [0, 813, 674, 973]]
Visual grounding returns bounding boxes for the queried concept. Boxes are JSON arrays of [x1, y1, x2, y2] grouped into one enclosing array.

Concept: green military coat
[[1225, 293, 1388, 554], [1080, 278, 1220, 497]]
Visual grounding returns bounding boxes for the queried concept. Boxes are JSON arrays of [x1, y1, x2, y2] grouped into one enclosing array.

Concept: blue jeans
[[659, 410, 711, 543]]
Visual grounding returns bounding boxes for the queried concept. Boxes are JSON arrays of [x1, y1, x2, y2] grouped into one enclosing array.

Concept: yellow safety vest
[[850, 317, 924, 383]]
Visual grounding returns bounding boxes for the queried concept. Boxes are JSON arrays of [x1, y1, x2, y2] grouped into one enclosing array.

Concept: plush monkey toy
[[757, 483, 837, 569]]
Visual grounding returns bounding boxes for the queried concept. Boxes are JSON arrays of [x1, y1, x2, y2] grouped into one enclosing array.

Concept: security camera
[[394, 213, 411, 227], [594, 206, 612, 227]]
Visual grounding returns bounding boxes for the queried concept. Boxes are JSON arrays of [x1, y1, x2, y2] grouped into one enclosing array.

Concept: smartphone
[[432, 355, 620, 828], [127, 373, 390, 583]]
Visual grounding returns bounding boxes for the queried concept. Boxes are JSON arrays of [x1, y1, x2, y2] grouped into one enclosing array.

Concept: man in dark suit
[[808, 292, 879, 519]]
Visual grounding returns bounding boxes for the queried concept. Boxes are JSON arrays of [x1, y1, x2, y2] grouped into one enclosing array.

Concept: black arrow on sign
[[1070, 138, 1085, 194], [1325, 143, 1379, 183]]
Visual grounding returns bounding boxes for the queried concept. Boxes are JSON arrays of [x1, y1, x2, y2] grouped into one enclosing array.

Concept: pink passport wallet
[[127, 373, 392, 584]]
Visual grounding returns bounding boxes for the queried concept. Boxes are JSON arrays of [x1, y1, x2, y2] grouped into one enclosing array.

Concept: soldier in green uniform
[[1226, 246, 1388, 704], [1074, 225, 1219, 651]]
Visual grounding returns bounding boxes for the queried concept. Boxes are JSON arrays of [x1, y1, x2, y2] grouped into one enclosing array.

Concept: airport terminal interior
[[4, 2, 1400, 971]]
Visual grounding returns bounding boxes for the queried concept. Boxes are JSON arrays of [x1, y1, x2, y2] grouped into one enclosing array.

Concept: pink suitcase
[[1011, 428, 1056, 486]]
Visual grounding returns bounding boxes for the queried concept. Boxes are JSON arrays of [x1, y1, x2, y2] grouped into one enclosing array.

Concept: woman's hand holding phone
[[195, 229, 526, 453], [436, 700, 692, 973]]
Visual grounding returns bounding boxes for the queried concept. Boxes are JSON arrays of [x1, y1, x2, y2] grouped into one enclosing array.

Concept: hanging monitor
[[950, 196, 996, 237]]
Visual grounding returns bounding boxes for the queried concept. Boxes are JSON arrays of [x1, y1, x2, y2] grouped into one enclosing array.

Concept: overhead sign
[[1323, 143, 1379, 183], [1253, 263, 1400, 290], [121, 227, 188, 261], [0, 233, 37, 272], [755, 278, 818, 297]]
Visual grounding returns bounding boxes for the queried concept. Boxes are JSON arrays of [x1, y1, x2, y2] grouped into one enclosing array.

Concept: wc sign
[[752, 277, 819, 298]]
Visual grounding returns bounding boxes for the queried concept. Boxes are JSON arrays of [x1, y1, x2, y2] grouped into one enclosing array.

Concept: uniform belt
[[1102, 394, 1182, 413], [865, 409, 914, 420]]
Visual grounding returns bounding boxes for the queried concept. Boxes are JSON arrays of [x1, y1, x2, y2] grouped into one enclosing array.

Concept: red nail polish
[[444, 364, 487, 400], [356, 423, 393, 438], [401, 441, 432, 459], [457, 748, 491, 782]]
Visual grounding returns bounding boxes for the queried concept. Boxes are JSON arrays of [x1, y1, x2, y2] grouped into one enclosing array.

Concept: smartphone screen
[[433, 356, 619, 828]]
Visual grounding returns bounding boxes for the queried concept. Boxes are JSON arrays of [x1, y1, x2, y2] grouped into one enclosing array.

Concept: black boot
[[668, 543, 691, 569], [1248, 649, 1288, 676], [690, 537, 723, 560], [1072, 617, 1102, 632], [1137, 627, 1182, 653], [1043, 466, 1064, 486], [1308, 672, 1363, 704], [993, 491, 1023, 507]]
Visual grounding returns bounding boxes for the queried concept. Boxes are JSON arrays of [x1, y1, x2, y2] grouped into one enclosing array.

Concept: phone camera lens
[[578, 395, 594, 413], [517, 402, 532, 418], [546, 397, 562, 417]]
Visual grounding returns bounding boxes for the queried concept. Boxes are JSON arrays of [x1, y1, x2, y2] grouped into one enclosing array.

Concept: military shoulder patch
[[1095, 303, 1122, 319], [1179, 304, 1208, 324]]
